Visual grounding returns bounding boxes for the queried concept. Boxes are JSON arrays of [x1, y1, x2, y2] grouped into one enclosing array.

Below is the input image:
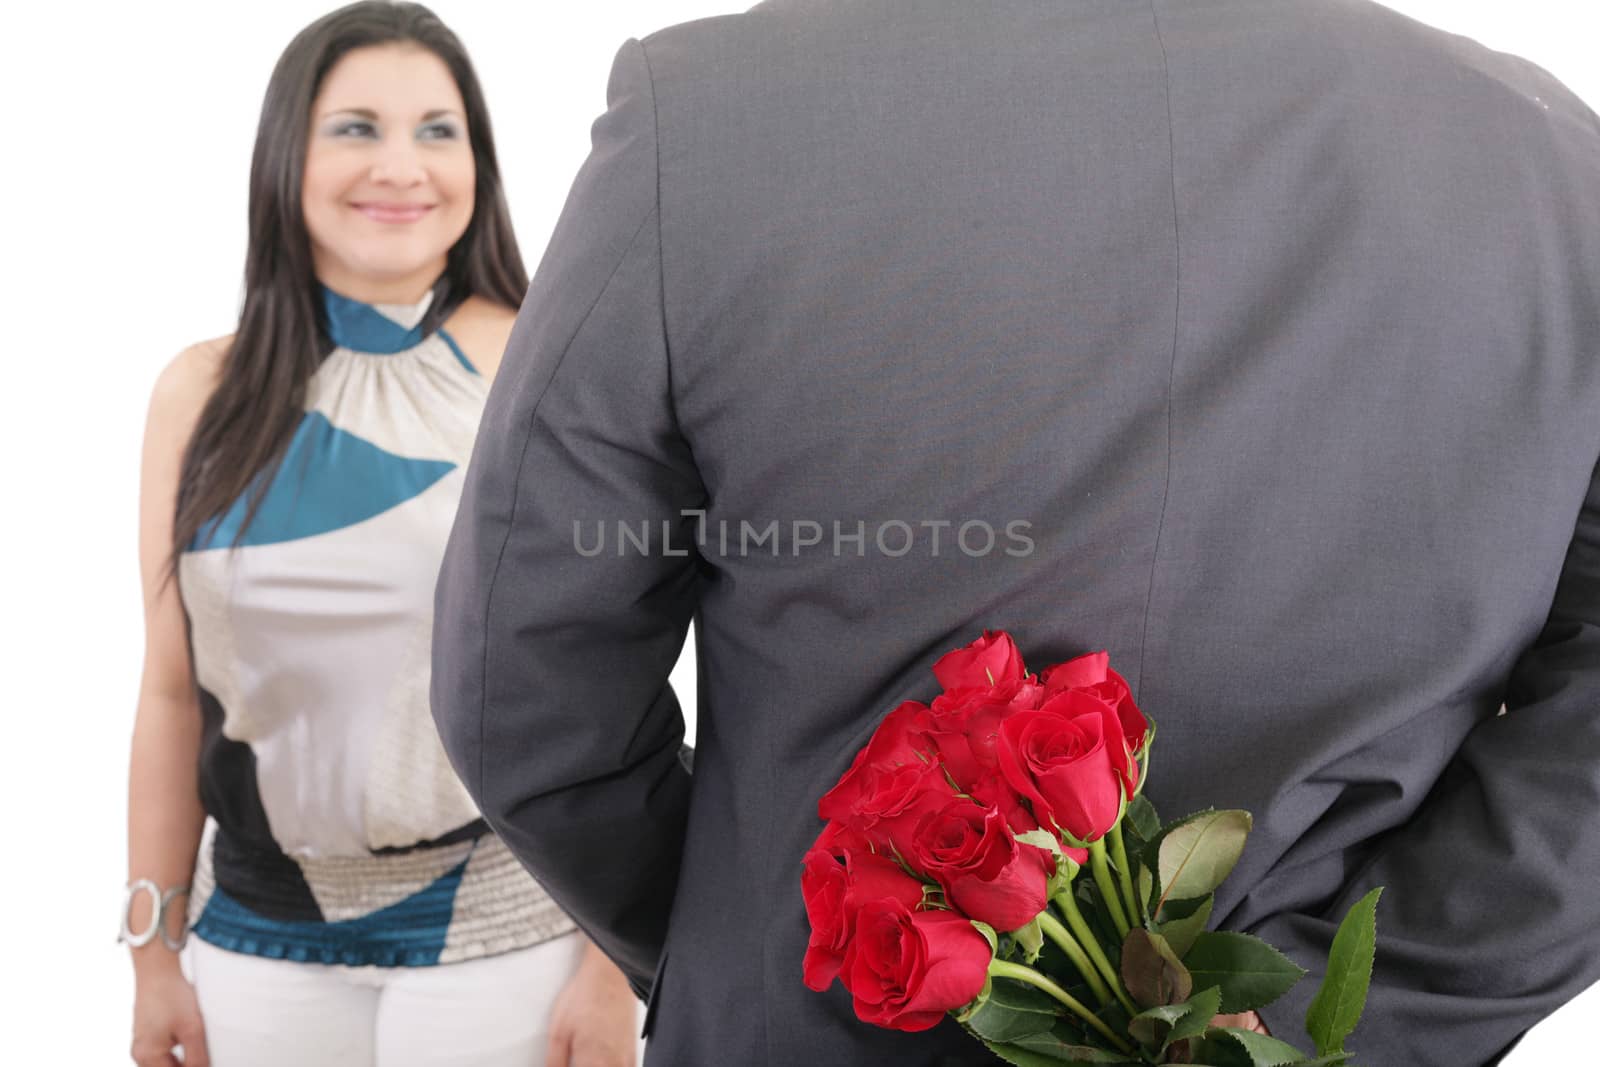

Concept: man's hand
[[545, 940, 640, 1067], [1209, 1010, 1271, 1035]]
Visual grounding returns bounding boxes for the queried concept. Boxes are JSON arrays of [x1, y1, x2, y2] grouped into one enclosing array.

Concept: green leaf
[[986, 978, 1061, 1016], [980, 1038, 1140, 1065], [1139, 809, 1198, 870], [1306, 887, 1383, 1056], [979, 1039, 1076, 1066], [1127, 1001, 1190, 1050], [1164, 985, 1223, 1050], [1121, 928, 1192, 1008], [1122, 824, 1159, 928], [962, 979, 1062, 1043], [1183, 931, 1307, 1014], [1125, 794, 1161, 843], [1012, 1025, 1147, 1062], [1126, 985, 1219, 1052], [1156, 810, 1252, 914], [955, 975, 994, 1025], [1193, 1027, 1310, 1066], [1152, 894, 1214, 959], [1155, 893, 1212, 921]]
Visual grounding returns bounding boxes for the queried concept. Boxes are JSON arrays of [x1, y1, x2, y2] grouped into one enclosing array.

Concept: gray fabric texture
[[432, 2, 1600, 1064]]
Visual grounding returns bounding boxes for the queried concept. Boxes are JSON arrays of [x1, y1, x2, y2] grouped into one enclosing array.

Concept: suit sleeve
[[1252, 453, 1600, 1064], [431, 37, 703, 997]]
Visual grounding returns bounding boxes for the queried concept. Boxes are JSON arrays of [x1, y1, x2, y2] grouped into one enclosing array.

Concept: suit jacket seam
[[636, 40, 675, 422], [637, 39, 712, 528], [475, 201, 660, 808], [1138, 0, 1181, 703]]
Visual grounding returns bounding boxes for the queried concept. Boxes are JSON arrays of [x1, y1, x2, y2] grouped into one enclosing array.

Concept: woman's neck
[[313, 258, 446, 307]]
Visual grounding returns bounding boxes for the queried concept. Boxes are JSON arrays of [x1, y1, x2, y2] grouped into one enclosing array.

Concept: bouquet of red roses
[[802, 630, 1381, 1065]]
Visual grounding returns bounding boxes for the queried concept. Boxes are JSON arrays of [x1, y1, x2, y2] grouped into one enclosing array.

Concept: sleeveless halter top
[[178, 285, 575, 966]]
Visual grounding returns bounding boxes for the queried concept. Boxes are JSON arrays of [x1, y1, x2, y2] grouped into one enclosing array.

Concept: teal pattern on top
[[190, 410, 457, 551], [321, 285, 432, 354], [176, 283, 576, 968]]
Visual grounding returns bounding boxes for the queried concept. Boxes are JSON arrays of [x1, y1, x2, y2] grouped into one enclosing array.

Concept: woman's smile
[[350, 200, 437, 224]]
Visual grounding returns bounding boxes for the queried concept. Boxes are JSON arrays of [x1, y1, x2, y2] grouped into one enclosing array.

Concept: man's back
[[432, 2, 1600, 1064]]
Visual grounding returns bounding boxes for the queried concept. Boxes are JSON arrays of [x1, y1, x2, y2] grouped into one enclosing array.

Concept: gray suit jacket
[[431, 2, 1600, 1064]]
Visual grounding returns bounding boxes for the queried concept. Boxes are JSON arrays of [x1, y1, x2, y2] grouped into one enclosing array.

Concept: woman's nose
[[369, 137, 426, 187]]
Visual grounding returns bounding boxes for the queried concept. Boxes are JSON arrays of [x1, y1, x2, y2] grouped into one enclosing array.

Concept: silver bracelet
[[160, 886, 192, 951], [118, 880, 191, 950]]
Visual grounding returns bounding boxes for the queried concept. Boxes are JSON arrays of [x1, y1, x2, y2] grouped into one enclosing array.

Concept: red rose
[[1038, 649, 1112, 691], [1040, 652, 1150, 798], [801, 848, 852, 990], [835, 761, 956, 859], [911, 797, 1053, 932], [995, 690, 1125, 843], [932, 629, 1027, 692], [968, 773, 1089, 868], [967, 773, 1037, 836], [818, 702, 954, 859], [844, 848, 930, 908], [842, 898, 993, 1032], [819, 700, 938, 823], [926, 676, 1045, 788], [861, 700, 938, 768], [801, 833, 928, 991], [815, 818, 872, 855]]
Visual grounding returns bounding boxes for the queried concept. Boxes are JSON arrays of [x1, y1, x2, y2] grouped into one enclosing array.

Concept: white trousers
[[184, 932, 647, 1066]]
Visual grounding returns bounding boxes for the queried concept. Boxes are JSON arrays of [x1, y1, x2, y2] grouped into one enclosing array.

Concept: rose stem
[[1107, 821, 1142, 925], [1089, 838, 1132, 939], [1037, 909, 1115, 1008], [987, 960, 1135, 1054], [1051, 892, 1138, 1017]]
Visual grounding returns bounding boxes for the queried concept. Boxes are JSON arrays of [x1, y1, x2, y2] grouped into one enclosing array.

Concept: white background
[[3, 1, 1594, 1060]]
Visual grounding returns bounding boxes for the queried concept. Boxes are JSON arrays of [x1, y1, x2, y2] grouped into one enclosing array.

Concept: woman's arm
[[126, 339, 225, 1066], [545, 934, 641, 1067]]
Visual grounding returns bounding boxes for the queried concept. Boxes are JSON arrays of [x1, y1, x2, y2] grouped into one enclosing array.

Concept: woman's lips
[[351, 202, 435, 223]]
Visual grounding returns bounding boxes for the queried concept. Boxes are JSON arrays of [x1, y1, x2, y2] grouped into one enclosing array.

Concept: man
[[431, 1, 1600, 1063]]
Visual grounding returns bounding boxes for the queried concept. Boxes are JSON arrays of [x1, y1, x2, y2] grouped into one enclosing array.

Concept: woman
[[124, 4, 639, 1064]]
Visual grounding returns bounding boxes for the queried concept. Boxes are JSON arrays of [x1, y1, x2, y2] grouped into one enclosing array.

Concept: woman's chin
[[323, 251, 451, 293]]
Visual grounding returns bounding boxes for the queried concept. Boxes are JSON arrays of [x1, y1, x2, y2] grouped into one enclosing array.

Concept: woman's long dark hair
[[165, 1, 527, 586]]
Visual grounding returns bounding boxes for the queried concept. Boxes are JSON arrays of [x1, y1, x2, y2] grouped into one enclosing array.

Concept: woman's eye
[[419, 122, 461, 141], [332, 120, 377, 138]]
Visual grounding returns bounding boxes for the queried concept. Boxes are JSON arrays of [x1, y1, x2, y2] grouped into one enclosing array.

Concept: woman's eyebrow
[[316, 107, 463, 121], [319, 106, 379, 120]]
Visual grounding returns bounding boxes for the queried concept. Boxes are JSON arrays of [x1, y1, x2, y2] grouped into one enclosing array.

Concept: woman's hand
[[545, 941, 640, 1067], [131, 959, 210, 1067], [1209, 1010, 1271, 1035]]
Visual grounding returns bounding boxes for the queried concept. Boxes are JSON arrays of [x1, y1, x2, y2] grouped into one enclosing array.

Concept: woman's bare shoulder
[[444, 297, 518, 382], [150, 334, 232, 422]]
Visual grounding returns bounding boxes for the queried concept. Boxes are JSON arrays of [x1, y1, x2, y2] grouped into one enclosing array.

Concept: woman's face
[[302, 43, 475, 300]]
